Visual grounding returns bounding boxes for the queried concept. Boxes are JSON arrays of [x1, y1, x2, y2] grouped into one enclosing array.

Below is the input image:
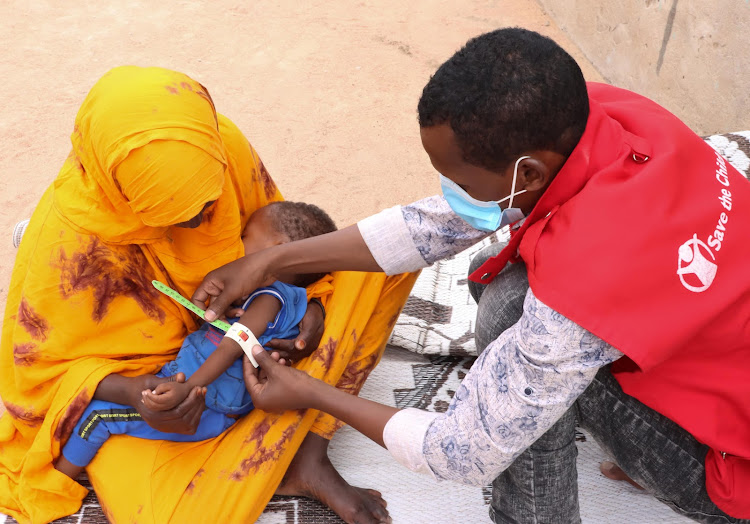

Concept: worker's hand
[[192, 251, 276, 322], [133, 373, 206, 434], [265, 300, 325, 361], [141, 379, 195, 412], [243, 346, 318, 412]]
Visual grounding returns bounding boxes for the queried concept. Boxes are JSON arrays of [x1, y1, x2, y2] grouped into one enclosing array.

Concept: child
[[55, 201, 336, 479]]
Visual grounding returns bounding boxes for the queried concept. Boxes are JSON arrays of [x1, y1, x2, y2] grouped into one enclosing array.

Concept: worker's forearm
[[268, 225, 383, 280], [307, 378, 399, 447]]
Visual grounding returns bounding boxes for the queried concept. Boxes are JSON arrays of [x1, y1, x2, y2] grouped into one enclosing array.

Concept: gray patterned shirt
[[358, 195, 623, 486]]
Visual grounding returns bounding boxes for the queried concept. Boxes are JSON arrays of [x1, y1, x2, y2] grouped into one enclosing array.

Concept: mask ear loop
[[507, 156, 531, 209]]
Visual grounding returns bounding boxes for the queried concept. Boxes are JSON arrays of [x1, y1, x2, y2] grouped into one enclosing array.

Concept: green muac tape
[[152, 280, 232, 332]]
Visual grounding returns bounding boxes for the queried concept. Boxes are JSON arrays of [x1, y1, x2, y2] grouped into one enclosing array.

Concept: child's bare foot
[[276, 433, 391, 524], [54, 455, 84, 480], [600, 460, 644, 490]]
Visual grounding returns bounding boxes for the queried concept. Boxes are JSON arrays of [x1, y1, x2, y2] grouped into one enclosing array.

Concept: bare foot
[[277, 432, 391, 524], [600, 460, 644, 490]]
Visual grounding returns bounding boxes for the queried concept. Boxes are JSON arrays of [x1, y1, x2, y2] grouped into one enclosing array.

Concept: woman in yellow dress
[[0, 66, 416, 524]]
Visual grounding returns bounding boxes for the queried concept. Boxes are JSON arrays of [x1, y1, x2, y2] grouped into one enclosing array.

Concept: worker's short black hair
[[417, 28, 589, 172], [265, 201, 337, 287]]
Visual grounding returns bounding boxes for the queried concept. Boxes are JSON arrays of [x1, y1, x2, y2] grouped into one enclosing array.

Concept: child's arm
[[142, 293, 282, 410], [189, 293, 281, 387]]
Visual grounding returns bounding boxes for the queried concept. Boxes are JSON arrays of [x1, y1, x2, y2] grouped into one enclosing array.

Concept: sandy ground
[[0, 0, 604, 322]]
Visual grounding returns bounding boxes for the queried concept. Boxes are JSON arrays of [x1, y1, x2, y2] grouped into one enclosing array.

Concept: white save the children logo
[[677, 235, 717, 293], [676, 152, 732, 293]]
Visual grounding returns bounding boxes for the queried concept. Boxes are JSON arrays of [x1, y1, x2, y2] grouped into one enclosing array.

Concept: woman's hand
[[265, 300, 325, 361], [131, 373, 206, 434], [243, 347, 319, 412]]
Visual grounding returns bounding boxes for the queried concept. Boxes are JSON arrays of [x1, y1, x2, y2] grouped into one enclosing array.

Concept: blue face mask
[[440, 156, 530, 232]]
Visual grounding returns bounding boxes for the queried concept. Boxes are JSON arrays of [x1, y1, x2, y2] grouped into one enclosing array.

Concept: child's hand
[[141, 380, 197, 412], [225, 295, 251, 319]]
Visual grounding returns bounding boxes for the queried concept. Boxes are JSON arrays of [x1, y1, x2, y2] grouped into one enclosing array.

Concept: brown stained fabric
[[17, 298, 50, 341], [56, 239, 165, 324], [385, 311, 400, 331], [243, 419, 271, 446], [185, 469, 204, 494], [258, 161, 278, 200], [202, 205, 217, 224], [13, 342, 38, 366], [230, 425, 296, 481], [69, 150, 85, 176], [53, 389, 90, 442], [335, 348, 378, 396], [311, 337, 337, 370], [4, 402, 45, 426]]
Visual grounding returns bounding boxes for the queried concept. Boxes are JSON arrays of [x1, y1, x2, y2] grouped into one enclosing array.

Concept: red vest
[[471, 83, 750, 517]]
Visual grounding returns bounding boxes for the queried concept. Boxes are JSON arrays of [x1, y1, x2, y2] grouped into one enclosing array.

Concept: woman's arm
[[93, 373, 150, 406], [94, 373, 206, 434]]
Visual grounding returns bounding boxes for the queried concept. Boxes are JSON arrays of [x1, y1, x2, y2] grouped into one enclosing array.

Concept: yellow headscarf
[[57, 66, 226, 241], [0, 66, 282, 522]]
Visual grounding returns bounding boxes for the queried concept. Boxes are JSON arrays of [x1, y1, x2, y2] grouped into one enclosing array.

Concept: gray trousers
[[469, 243, 748, 524]]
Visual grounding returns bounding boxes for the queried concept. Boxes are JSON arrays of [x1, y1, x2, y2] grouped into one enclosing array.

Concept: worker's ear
[[517, 156, 553, 192]]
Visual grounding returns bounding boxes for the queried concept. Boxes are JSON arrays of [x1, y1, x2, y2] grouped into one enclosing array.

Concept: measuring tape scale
[[152, 280, 232, 331], [151, 280, 262, 367]]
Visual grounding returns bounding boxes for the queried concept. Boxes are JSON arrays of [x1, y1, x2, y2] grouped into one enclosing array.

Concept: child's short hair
[[264, 201, 337, 287]]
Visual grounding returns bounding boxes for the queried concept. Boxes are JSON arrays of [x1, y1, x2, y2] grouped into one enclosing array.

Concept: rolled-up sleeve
[[382, 408, 439, 477], [357, 205, 427, 275]]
